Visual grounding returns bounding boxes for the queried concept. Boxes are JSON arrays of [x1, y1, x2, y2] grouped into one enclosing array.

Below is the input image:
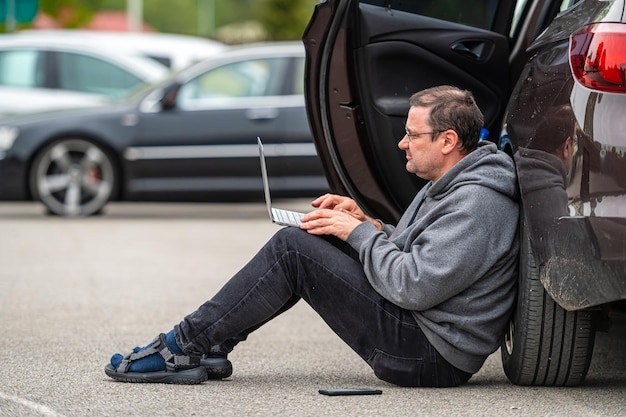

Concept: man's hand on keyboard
[[311, 194, 366, 219], [300, 206, 363, 241], [309, 193, 382, 231]]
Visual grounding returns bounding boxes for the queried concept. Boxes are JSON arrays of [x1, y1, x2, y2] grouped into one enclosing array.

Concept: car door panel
[[123, 52, 327, 200], [125, 105, 279, 199]]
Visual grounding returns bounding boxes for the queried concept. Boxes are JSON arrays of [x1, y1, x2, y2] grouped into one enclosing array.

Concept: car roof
[[0, 32, 170, 81], [176, 41, 304, 81], [3, 30, 227, 70]]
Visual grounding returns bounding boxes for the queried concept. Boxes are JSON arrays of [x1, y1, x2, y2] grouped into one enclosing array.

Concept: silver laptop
[[258, 137, 306, 227]]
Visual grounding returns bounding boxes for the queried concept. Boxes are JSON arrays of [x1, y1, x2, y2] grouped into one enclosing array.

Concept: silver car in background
[[0, 30, 227, 117]]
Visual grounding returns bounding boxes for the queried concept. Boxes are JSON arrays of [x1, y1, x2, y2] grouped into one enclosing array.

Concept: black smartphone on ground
[[318, 388, 382, 396]]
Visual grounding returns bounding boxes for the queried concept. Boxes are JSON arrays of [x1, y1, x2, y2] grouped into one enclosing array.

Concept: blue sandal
[[105, 333, 208, 384]]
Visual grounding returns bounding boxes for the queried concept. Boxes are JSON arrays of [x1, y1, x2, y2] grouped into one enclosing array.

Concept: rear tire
[[501, 221, 596, 386], [29, 138, 117, 217]]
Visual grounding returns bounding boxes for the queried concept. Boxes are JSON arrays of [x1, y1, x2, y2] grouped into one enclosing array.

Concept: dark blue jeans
[[175, 227, 472, 387]]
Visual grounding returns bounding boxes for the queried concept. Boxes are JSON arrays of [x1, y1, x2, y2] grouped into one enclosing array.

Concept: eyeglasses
[[404, 127, 440, 142]]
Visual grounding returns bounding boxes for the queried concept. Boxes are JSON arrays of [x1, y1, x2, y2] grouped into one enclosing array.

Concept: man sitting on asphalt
[[105, 85, 519, 387]]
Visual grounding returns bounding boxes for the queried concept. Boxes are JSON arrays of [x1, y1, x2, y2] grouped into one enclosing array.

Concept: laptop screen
[[258, 137, 273, 220]]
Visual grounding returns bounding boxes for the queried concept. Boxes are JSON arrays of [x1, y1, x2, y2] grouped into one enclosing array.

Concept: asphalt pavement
[[0, 201, 624, 417]]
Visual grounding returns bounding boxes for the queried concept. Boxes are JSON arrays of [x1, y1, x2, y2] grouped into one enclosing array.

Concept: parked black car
[[0, 42, 328, 216], [303, 0, 626, 386]]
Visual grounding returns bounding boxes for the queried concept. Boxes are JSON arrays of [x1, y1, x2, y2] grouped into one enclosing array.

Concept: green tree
[[4, 0, 318, 41], [98, 0, 257, 38], [1, 0, 104, 31], [141, 0, 198, 35], [40, 0, 106, 28], [257, 0, 317, 40]]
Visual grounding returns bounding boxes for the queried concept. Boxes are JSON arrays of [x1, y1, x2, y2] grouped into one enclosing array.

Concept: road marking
[[0, 392, 68, 417]]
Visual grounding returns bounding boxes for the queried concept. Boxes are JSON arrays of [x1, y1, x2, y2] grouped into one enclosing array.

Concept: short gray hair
[[410, 85, 484, 153]]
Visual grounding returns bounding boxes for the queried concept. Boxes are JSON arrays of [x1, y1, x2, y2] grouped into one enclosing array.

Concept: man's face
[[399, 106, 444, 181]]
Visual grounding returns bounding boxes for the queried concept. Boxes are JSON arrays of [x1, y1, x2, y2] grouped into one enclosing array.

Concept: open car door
[[304, 0, 535, 222]]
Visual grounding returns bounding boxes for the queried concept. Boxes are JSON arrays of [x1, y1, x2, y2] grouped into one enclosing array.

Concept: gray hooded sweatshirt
[[346, 141, 519, 374]]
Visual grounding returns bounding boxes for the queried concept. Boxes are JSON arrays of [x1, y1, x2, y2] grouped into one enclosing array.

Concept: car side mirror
[[160, 84, 181, 111]]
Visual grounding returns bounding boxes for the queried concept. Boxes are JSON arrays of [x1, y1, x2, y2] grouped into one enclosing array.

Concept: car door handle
[[451, 41, 488, 61], [246, 108, 279, 121]]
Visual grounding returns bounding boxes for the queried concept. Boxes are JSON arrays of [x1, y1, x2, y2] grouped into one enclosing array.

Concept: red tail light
[[569, 23, 626, 93]]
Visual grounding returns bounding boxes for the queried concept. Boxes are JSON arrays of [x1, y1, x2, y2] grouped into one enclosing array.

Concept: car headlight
[[0, 126, 18, 150]]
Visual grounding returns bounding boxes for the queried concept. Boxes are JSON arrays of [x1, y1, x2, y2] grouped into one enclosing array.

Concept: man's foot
[[104, 331, 208, 384], [202, 345, 233, 379]]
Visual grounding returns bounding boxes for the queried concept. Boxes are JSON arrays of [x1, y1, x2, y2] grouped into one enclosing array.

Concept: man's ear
[[562, 136, 574, 159], [441, 130, 459, 155], [555, 136, 573, 163]]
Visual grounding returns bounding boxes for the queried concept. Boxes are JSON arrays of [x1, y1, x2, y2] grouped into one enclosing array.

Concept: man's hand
[[301, 194, 382, 240], [300, 208, 362, 241], [311, 194, 367, 221]]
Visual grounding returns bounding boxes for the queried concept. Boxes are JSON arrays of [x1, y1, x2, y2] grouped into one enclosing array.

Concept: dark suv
[[303, 0, 626, 386]]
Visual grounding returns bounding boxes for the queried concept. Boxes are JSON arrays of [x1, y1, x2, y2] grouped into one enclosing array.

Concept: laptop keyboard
[[272, 208, 305, 226]]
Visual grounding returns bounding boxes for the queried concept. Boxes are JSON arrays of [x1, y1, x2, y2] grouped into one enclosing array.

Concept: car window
[[177, 57, 289, 108], [361, 0, 500, 30], [55, 51, 144, 98], [558, 0, 581, 12], [0, 49, 44, 88], [510, 0, 531, 37], [292, 57, 305, 96], [510, 0, 576, 37]]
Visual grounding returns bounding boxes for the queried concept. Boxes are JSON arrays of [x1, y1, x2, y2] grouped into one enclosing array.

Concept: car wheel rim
[[34, 139, 114, 216], [505, 318, 515, 355]]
